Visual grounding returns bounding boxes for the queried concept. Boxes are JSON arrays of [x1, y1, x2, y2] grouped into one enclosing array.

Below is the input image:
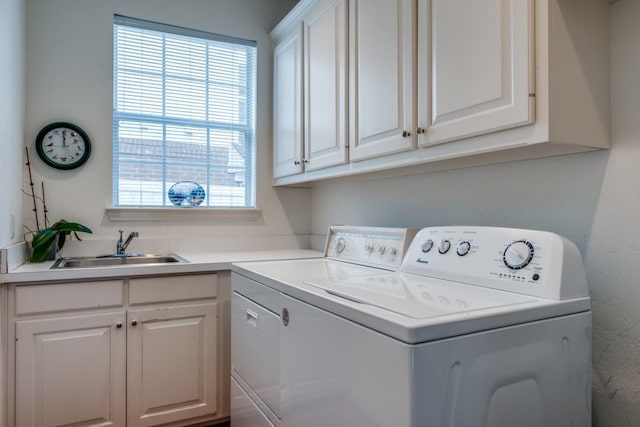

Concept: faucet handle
[[119, 228, 124, 238]]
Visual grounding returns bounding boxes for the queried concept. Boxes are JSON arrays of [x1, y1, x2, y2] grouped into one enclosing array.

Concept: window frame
[[112, 15, 257, 209]]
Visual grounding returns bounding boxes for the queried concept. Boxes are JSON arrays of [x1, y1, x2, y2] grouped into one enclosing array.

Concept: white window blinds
[[113, 15, 256, 208]]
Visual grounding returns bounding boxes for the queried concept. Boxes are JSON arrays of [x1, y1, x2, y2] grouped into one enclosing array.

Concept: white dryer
[[231, 226, 591, 427], [230, 226, 418, 426]]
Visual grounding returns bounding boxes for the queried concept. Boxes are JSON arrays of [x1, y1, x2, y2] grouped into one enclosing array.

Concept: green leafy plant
[[30, 220, 92, 262], [23, 148, 92, 262]]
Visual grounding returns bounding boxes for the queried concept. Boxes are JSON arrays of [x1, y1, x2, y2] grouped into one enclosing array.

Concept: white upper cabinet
[[418, 0, 534, 146], [271, 0, 348, 178], [273, 26, 304, 178], [303, 0, 349, 171], [271, 0, 610, 185], [349, 0, 416, 161]]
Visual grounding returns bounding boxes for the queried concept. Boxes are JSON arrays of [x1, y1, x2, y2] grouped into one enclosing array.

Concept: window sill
[[105, 207, 262, 222]]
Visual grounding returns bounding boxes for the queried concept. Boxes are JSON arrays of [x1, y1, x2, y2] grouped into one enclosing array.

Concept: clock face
[[35, 122, 91, 170]]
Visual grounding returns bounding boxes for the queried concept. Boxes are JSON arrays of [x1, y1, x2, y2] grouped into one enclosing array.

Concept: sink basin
[[50, 254, 189, 269]]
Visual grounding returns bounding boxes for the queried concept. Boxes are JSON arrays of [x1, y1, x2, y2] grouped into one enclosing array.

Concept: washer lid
[[303, 272, 590, 343], [305, 273, 537, 320]]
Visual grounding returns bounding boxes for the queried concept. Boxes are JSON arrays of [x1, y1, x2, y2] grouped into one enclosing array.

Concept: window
[[113, 16, 256, 208]]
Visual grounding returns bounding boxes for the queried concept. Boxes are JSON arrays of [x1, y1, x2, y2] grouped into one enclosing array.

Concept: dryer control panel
[[401, 226, 588, 300], [325, 226, 418, 271]]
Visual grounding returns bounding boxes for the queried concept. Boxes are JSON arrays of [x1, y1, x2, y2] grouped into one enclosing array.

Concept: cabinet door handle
[[282, 308, 289, 326], [131, 320, 138, 326], [116, 322, 123, 329], [303, 159, 309, 164], [402, 131, 411, 138], [294, 160, 301, 165], [416, 127, 425, 134]]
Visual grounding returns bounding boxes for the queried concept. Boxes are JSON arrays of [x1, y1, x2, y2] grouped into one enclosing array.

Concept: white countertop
[[2, 249, 322, 284]]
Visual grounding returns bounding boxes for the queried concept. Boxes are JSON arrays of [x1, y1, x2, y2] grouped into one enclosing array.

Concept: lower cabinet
[[10, 274, 226, 427], [127, 303, 217, 427], [15, 311, 127, 427]]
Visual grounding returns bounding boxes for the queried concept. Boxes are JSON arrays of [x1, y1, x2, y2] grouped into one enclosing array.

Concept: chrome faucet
[[117, 228, 139, 255]]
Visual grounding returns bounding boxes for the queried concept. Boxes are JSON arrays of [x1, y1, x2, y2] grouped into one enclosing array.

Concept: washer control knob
[[421, 239, 434, 253], [503, 240, 535, 270], [377, 245, 386, 254], [438, 239, 451, 254], [457, 241, 471, 256], [365, 243, 374, 253], [334, 237, 346, 254], [388, 247, 397, 256]]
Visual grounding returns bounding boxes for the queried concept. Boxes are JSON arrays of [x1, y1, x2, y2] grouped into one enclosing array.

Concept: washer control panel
[[325, 226, 418, 270], [401, 226, 588, 300]]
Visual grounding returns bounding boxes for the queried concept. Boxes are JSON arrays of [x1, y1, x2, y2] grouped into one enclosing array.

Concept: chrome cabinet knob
[[402, 130, 411, 138], [131, 320, 138, 326], [294, 160, 301, 165], [416, 127, 425, 134], [116, 322, 123, 329]]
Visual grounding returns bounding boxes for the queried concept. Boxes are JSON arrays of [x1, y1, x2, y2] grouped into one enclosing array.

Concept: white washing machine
[[230, 226, 591, 427]]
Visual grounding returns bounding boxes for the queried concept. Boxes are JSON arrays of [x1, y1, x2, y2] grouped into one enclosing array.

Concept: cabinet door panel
[[15, 312, 126, 427], [127, 303, 217, 427], [304, 0, 348, 171], [350, 0, 415, 161], [273, 26, 304, 178], [418, 0, 534, 146]]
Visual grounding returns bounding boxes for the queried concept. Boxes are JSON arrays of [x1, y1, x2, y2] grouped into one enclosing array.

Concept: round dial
[[438, 239, 451, 254], [456, 241, 471, 256], [503, 240, 535, 270], [421, 239, 434, 253], [35, 122, 91, 170], [334, 237, 346, 254]]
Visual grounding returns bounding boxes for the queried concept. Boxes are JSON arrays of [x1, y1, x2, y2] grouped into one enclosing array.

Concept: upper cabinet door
[[303, 0, 349, 171], [273, 25, 304, 179], [349, 0, 416, 162], [418, 0, 534, 146]]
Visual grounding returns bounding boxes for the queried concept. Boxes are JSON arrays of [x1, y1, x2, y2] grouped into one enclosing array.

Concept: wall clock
[[35, 122, 91, 170]]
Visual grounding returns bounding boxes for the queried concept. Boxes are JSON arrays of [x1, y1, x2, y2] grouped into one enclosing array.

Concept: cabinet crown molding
[[270, 0, 317, 40]]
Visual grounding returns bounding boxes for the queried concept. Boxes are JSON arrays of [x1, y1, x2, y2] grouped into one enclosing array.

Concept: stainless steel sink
[[50, 254, 189, 269]]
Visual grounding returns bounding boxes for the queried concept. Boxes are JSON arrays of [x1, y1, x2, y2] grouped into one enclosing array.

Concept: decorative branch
[[21, 188, 44, 203], [41, 182, 49, 228], [25, 147, 41, 232]]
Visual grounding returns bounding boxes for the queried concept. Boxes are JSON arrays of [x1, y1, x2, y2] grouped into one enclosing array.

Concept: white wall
[[311, 1, 640, 425], [0, 0, 25, 249], [24, 0, 310, 251], [0, 1, 24, 424]]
